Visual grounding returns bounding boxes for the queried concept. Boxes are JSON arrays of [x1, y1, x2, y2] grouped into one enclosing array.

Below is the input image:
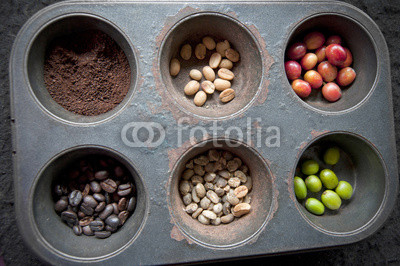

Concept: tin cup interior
[[285, 14, 377, 113], [160, 13, 263, 119], [31, 147, 147, 259], [294, 133, 386, 234], [27, 15, 137, 124], [169, 139, 273, 247]]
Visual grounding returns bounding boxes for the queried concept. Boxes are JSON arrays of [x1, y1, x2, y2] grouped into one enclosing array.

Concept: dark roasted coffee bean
[[83, 195, 98, 208], [118, 198, 127, 211], [54, 199, 68, 212], [69, 170, 80, 179], [117, 184, 132, 197], [82, 184, 90, 197], [105, 214, 120, 229], [99, 204, 114, 220], [78, 211, 86, 219], [95, 231, 111, 239], [90, 181, 101, 193], [80, 203, 94, 216], [111, 203, 119, 215], [89, 220, 105, 231], [95, 202, 106, 212], [54, 184, 63, 196], [82, 225, 94, 236], [105, 193, 111, 204], [79, 160, 89, 171], [61, 210, 78, 225], [95, 171, 109, 180], [127, 197, 137, 212], [85, 169, 94, 181], [105, 225, 117, 233], [61, 185, 69, 195], [73, 225, 82, 236], [100, 179, 117, 193], [79, 216, 93, 227], [99, 160, 108, 168], [114, 166, 124, 177], [69, 190, 82, 207], [118, 211, 129, 226], [78, 175, 87, 184], [93, 193, 105, 202], [112, 193, 121, 203]]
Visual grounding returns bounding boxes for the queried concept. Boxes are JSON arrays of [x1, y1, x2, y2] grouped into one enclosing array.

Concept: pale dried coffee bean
[[234, 170, 247, 183], [194, 91, 207, 107], [183, 193, 192, 205], [225, 48, 240, 62], [214, 78, 231, 91], [194, 155, 209, 166], [180, 44, 192, 60], [185, 203, 198, 214], [232, 203, 251, 217], [221, 213, 234, 224], [204, 173, 216, 183], [170, 58, 180, 76], [213, 203, 223, 214], [219, 59, 233, 70], [243, 195, 251, 204], [222, 151, 234, 160], [191, 175, 203, 185], [243, 176, 253, 191], [204, 162, 216, 173], [218, 68, 235, 80], [227, 191, 240, 205], [209, 53, 222, 69], [207, 190, 220, 204], [222, 195, 228, 203], [184, 80, 200, 96], [189, 69, 202, 81], [192, 207, 203, 219], [216, 177, 228, 188], [234, 185, 248, 199], [192, 188, 200, 203], [182, 169, 194, 180], [186, 160, 194, 169], [208, 150, 220, 161], [216, 40, 230, 57], [214, 187, 225, 197], [204, 182, 214, 190], [200, 197, 211, 209], [215, 158, 226, 171], [198, 214, 210, 225], [202, 210, 217, 220], [202, 36, 216, 50], [227, 160, 239, 172], [223, 185, 231, 193], [179, 180, 191, 195], [223, 202, 231, 215], [193, 164, 205, 176], [211, 217, 221, 226], [220, 88, 235, 103], [195, 183, 206, 198], [207, 203, 214, 211], [201, 80, 215, 94], [195, 43, 206, 60], [202, 66, 215, 81], [233, 157, 242, 167], [228, 177, 241, 188]]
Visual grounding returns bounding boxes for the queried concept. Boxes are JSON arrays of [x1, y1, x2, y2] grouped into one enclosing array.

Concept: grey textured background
[[1, 0, 399, 265]]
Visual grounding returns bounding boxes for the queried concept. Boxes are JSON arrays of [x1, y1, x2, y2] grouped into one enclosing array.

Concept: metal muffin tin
[[10, 0, 398, 264]]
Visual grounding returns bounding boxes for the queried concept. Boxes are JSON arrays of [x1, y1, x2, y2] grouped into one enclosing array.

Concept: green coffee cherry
[[305, 198, 325, 215], [335, 181, 353, 200], [301, 160, 319, 175], [319, 169, 339, 189], [305, 175, 322, 193], [321, 190, 342, 210], [324, 147, 340, 165], [294, 176, 307, 200]]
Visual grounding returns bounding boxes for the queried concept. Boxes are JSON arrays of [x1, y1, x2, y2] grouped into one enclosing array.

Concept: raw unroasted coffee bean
[[208, 150, 220, 161], [214, 187, 225, 197], [191, 175, 203, 185], [198, 214, 210, 225], [232, 203, 251, 217], [194, 91, 207, 107], [203, 66, 216, 81], [234, 186, 248, 199], [204, 173, 216, 182], [223, 202, 231, 215], [227, 191, 240, 206], [101, 179, 117, 193], [182, 169, 194, 180], [214, 79, 231, 91], [234, 171, 247, 183], [211, 217, 221, 226], [218, 68, 235, 80], [216, 40, 230, 57], [95, 171, 109, 180], [183, 193, 192, 205], [220, 89, 236, 103], [180, 44, 192, 60], [207, 190, 220, 204], [202, 36, 216, 50], [218, 170, 231, 179], [201, 81, 215, 94], [202, 210, 217, 220], [69, 190, 83, 207], [216, 177, 228, 188], [189, 69, 202, 81], [195, 183, 206, 198], [221, 214, 234, 224], [243, 176, 253, 191], [213, 203, 223, 214], [192, 188, 200, 203], [170, 58, 180, 76], [193, 165, 205, 176], [194, 156, 209, 166], [228, 177, 241, 188], [186, 203, 198, 214], [184, 80, 200, 96], [219, 59, 233, 70], [200, 197, 211, 209], [209, 53, 222, 69], [195, 43, 207, 60], [204, 182, 213, 190], [227, 160, 239, 172], [225, 48, 240, 62]]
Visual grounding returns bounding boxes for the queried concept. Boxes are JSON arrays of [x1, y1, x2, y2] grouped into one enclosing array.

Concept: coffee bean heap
[[53, 156, 136, 239]]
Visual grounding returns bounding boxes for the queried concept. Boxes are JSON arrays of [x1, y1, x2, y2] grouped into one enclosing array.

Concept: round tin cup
[[160, 12, 263, 119], [168, 139, 275, 248], [284, 14, 378, 114], [293, 132, 387, 235], [26, 14, 138, 124], [30, 146, 147, 260]]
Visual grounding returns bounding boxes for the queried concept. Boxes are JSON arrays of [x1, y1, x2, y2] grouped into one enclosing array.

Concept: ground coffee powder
[[44, 30, 131, 116]]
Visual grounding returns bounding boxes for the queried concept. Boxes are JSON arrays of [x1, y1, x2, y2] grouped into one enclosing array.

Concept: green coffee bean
[[305, 175, 322, 193], [321, 190, 342, 210], [301, 160, 319, 175], [319, 169, 339, 189], [324, 147, 340, 165], [335, 181, 353, 200], [305, 198, 325, 215], [294, 176, 307, 200]]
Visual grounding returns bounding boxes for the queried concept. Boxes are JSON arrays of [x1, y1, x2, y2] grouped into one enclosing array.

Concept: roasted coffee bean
[[82, 184, 90, 197], [83, 195, 98, 208], [117, 184, 132, 197], [82, 225, 94, 236], [80, 203, 94, 216], [95, 231, 111, 239], [105, 214, 120, 229], [127, 197, 136, 212], [112, 193, 121, 203], [99, 204, 114, 220], [95, 202, 106, 212], [89, 220, 105, 231], [79, 216, 93, 227], [78, 211, 86, 219], [118, 198, 128, 211], [95, 170, 109, 180], [73, 225, 82, 236], [114, 166, 124, 177], [101, 179, 117, 193], [68, 190, 82, 206], [61, 210, 78, 225], [54, 184, 63, 196], [105, 225, 118, 233], [112, 203, 119, 214], [54, 198, 68, 212], [69, 170, 80, 179], [93, 193, 105, 202], [118, 211, 129, 225], [90, 181, 102, 193], [104, 193, 111, 204]]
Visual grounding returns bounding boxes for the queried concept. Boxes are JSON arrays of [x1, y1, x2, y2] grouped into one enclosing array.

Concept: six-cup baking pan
[[10, 0, 398, 265]]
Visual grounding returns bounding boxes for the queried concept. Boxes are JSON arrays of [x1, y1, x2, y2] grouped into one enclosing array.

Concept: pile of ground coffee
[[44, 30, 131, 116]]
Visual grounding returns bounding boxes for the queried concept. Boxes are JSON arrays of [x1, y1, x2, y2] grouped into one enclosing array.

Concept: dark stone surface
[[0, 0, 399, 265]]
